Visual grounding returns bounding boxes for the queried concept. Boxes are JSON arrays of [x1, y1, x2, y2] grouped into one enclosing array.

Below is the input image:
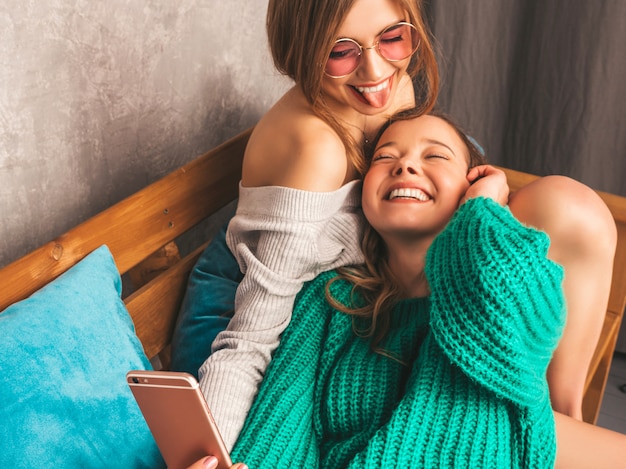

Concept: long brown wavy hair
[[327, 109, 487, 349], [266, 0, 440, 176]]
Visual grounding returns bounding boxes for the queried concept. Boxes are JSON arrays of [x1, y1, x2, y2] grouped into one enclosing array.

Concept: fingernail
[[202, 456, 218, 469]]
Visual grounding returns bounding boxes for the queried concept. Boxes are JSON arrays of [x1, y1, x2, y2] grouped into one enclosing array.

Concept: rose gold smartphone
[[126, 370, 232, 469]]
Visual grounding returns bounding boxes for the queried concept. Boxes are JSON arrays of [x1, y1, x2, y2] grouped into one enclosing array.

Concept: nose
[[358, 47, 387, 80], [393, 158, 419, 176]]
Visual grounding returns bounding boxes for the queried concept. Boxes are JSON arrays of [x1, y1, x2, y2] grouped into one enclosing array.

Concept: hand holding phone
[[127, 370, 232, 469]]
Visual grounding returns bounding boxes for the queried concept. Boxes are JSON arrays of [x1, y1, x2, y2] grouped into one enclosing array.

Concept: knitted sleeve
[[199, 182, 363, 450], [425, 197, 565, 407], [229, 272, 340, 468]]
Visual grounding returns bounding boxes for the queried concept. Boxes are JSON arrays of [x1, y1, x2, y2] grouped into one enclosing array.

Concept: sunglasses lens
[[324, 23, 419, 78], [325, 39, 361, 77], [378, 23, 419, 62]]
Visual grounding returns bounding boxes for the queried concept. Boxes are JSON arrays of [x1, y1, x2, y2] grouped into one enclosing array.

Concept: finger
[[467, 165, 486, 184], [186, 456, 218, 469]]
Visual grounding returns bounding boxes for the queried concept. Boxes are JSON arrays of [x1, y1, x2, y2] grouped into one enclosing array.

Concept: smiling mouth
[[388, 188, 430, 201], [354, 80, 389, 94]]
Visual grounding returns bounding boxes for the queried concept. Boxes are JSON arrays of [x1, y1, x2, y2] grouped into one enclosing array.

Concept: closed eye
[[372, 153, 394, 162], [425, 153, 449, 160], [380, 33, 404, 45], [379, 24, 407, 44]]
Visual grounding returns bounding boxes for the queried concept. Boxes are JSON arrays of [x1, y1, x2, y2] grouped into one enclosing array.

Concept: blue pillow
[[170, 222, 242, 378], [0, 245, 164, 469]]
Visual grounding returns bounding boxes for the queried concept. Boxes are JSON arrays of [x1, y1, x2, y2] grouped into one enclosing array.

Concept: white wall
[[0, 0, 290, 268]]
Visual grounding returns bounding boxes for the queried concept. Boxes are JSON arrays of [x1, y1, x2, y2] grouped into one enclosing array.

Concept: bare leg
[[554, 412, 626, 468], [509, 176, 617, 419]]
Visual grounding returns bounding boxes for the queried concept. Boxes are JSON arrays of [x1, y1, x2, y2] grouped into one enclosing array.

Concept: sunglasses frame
[[324, 22, 420, 79]]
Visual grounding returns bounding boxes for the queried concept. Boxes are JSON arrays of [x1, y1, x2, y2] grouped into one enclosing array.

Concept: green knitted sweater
[[231, 197, 565, 468]]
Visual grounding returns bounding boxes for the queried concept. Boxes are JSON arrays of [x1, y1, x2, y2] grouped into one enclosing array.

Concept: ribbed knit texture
[[199, 180, 365, 449], [232, 197, 565, 468]]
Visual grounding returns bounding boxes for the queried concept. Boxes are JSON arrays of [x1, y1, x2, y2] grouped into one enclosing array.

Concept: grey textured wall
[[0, 1, 290, 269]]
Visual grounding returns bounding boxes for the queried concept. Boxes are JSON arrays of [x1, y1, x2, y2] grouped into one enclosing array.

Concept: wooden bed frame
[[1, 128, 624, 424]]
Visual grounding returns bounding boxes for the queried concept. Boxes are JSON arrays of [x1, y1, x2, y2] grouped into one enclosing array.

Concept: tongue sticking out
[[355, 79, 392, 108], [363, 87, 390, 108]]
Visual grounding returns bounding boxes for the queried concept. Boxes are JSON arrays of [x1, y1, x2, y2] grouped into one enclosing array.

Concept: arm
[[425, 196, 566, 407], [228, 273, 342, 467], [198, 183, 363, 450], [188, 276, 338, 469]]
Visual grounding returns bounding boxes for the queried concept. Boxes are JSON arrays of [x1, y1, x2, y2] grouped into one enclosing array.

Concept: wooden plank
[[584, 310, 621, 392], [0, 129, 250, 311], [583, 317, 621, 424], [128, 241, 182, 290], [125, 241, 209, 360], [607, 222, 626, 320]]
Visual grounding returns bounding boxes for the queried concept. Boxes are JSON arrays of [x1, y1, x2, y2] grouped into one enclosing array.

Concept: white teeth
[[388, 188, 430, 201], [356, 80, 389, 94]]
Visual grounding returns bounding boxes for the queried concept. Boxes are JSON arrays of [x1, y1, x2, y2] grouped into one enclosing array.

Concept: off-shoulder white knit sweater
[[198, 180, 364, 449]]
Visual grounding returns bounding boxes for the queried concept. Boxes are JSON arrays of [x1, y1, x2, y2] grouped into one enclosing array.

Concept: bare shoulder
[[243, 89, 350, 191]]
